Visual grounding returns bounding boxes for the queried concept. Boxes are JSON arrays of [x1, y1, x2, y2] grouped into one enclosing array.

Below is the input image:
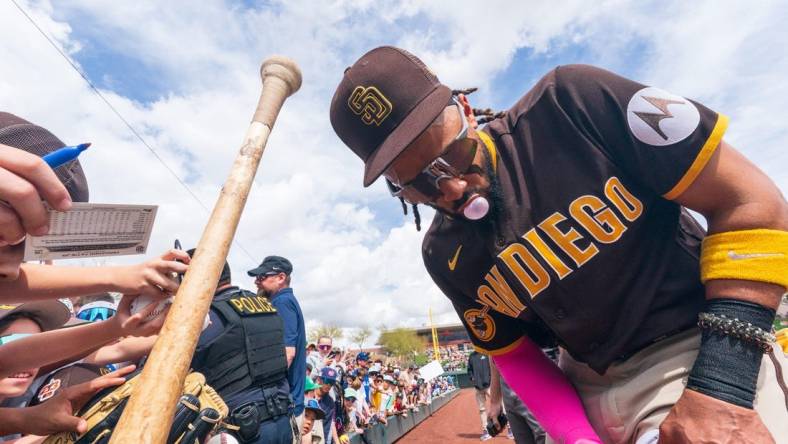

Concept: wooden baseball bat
[[109, 56, 302, 443]]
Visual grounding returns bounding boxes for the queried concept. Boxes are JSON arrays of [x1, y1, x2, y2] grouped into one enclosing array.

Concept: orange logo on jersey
[[37, 378, 62, 402], [348, 86, 392, 126], [463, 307, 496, 342]]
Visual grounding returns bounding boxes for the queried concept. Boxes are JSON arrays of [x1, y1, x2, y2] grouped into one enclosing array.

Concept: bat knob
[[260, 56, 302, 97]]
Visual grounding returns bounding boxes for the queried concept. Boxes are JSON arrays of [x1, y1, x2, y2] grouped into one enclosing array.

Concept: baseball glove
[[43, 371, 229, 444]]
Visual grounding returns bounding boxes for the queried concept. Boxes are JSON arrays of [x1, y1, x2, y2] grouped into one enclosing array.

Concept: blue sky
[[2, 0, 787, 339]]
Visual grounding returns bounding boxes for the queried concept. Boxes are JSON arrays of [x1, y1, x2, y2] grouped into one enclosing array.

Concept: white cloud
[[1, 0, 786, 343]]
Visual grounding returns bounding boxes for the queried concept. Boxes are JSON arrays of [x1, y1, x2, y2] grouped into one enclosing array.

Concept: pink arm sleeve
[[492, 338, 601, 444]]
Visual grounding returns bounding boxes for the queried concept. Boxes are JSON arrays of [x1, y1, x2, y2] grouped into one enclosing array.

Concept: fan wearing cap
[[379, 375, 396, 417], [248, 255, 307, 419], [0, 293, 165, 382], [0, 112, 190, 303], [0, 302, 134, 441], [331, 47, 788, 443], [0, 301, 70, 401], [301, 398, 326, 444], [341, 388, 359, 435], [0, 112, 85, 279], [314, 367, 341, 444], [301, 377, 325, 444], [77, 294, 159, 371], [353, 352, 371, 404]]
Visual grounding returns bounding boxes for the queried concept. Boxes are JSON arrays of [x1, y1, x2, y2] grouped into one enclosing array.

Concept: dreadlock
[[398, 87, 504, 230], [452, 87, 507, 125], [398, 197, 422, 231]]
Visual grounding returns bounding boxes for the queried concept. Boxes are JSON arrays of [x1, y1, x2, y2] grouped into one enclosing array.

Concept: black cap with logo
[[330, 46, 451, 187], [247, 255, 293, 277]]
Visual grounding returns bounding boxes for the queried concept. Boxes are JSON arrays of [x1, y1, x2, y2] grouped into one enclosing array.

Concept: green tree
[[308, 324, 344, 343], [377, 328, 422, 358], [413, 353, 430, 367], [350, 325, 373, 351]]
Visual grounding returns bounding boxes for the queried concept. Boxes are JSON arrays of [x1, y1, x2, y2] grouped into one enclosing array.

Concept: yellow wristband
[[701, 229, 788, 289]]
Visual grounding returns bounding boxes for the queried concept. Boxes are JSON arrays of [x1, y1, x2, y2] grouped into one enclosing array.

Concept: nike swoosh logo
[[448, 245, 463, 271], [727, 251, 784, 260]]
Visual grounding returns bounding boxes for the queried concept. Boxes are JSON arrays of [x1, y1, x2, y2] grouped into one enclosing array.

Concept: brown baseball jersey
[[422, 64, 728, 373]]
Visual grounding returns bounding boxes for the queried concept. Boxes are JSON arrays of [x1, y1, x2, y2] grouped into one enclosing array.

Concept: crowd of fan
[[300, 336, 457, 443], [0, 259, 461, 444], [0, 111, 453, 444], [435, 345, 471, 372]]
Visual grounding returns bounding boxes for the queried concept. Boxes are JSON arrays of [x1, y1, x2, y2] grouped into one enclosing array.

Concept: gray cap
[[0, 112, 89, 202]]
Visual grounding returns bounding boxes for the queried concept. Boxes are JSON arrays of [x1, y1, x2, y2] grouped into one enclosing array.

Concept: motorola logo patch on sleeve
[[626, 86, 700, 146]]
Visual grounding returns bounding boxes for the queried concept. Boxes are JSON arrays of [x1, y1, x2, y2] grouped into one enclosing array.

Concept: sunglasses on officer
[[385, 97, 478, 205], [254, 272, 281, 282]]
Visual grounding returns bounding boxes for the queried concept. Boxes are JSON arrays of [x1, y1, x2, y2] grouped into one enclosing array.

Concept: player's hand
[[486, 398, 503, 433], [21, 365, 134, 435], [660, 389, 775, 443], [111, 249, 190, 297], [111, 294, 168, 337]]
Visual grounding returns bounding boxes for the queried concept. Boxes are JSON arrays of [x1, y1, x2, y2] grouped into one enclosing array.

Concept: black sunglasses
[[385, 97, 478, 204]]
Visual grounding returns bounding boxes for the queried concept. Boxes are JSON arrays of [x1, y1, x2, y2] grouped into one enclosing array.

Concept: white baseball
[[206, 433, 239, 444], [130, 296, 211, 331], [130, 295, 173, 321]]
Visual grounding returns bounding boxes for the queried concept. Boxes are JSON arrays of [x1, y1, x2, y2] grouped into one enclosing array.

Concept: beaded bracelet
[[697, 312, 776, 352]]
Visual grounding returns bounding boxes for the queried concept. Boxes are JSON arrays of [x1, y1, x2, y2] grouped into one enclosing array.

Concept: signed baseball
[[129, 295, 211, 331], [130, 295, 173, 320]]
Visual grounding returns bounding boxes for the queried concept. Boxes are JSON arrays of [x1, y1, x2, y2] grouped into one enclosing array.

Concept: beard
[[474, 153, 505, 237], [434, 148, 505, 232], [257, 287, 272, 298]]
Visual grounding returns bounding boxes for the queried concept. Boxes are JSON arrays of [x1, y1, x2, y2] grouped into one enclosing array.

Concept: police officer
[[188, 249, 294, 444]]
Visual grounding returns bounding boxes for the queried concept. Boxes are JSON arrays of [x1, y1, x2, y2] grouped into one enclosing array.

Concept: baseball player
[[329, 46, 788, 443]]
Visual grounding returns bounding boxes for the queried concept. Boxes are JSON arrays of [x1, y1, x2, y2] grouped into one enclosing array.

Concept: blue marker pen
[[42, 142, 90, 168]]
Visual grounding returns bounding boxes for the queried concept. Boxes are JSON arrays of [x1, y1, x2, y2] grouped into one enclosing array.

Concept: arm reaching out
[[0, 249, 189, 304], [84, 335, 158, 366], [0, 365, 134, 436], [492, 338, 601, 444], [0, 295, 164, 378]]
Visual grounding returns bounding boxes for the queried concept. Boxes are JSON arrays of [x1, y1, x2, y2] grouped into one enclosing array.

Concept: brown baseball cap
[[0, 112, 89, 202], [330, 46, 451, 187], [29, 363, 108, 406], [0, 300, 71, 332]]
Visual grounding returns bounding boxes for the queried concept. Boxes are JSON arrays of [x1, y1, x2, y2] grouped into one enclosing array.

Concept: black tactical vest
[[192, 287, 288, 397]]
